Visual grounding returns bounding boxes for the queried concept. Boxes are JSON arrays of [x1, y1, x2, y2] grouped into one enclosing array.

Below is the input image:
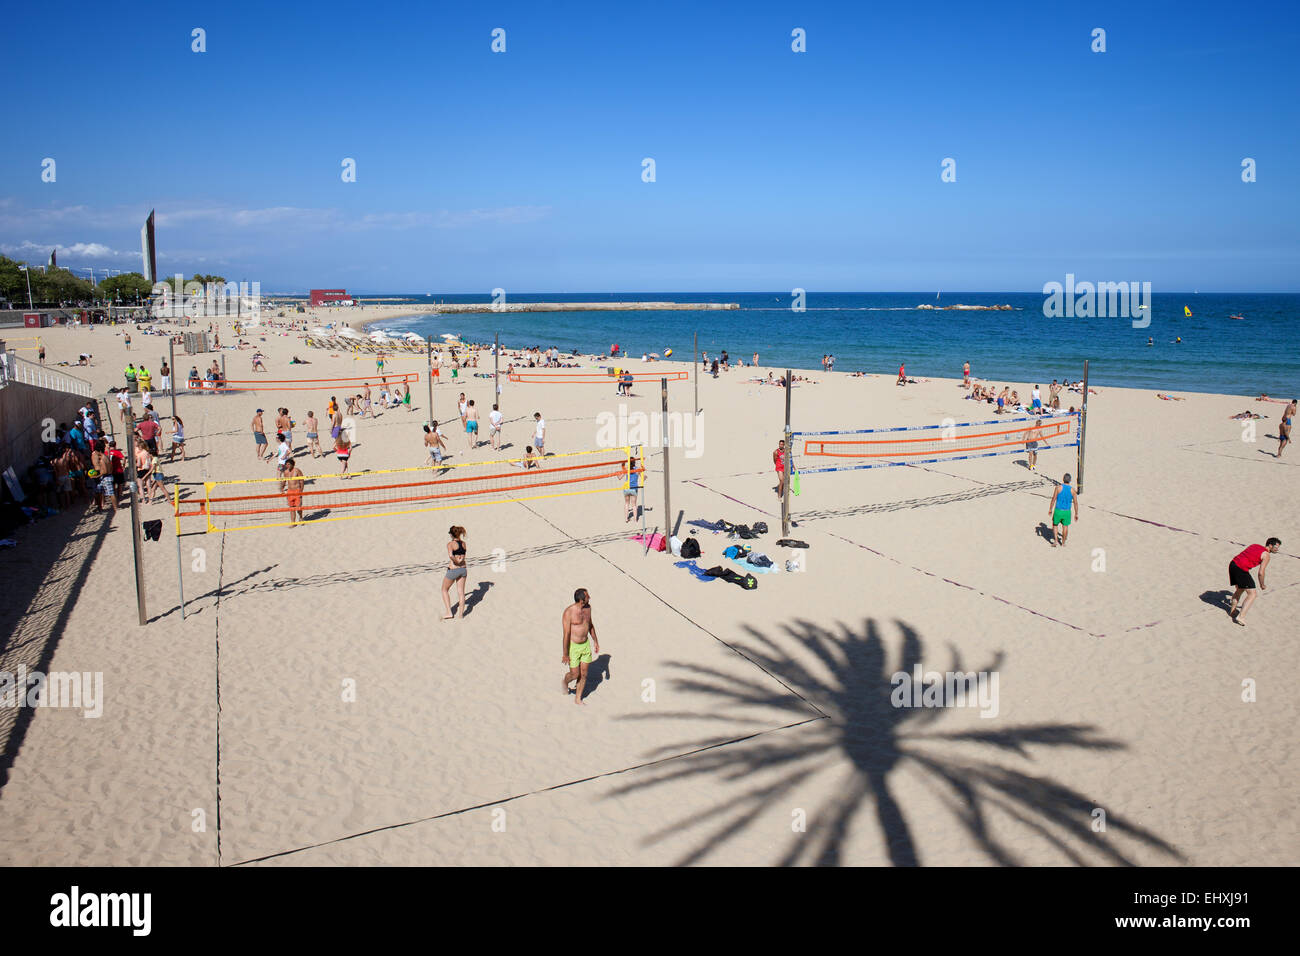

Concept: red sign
[[309, 289, 351, 306], [23, 313, 41, 328]]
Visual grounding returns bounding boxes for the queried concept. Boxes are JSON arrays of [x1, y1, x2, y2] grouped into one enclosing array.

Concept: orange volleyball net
[[508, 370, 688, 384], [175, 446, 635, 533], [796, 414, 1078, 472], [184, 372, 420, 393]]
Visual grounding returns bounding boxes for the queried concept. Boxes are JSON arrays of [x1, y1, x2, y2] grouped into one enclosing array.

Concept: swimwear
[[467, 420, 479, 433], [336, 451, 350, 461], [445, 566, 467, 581], [306, 432, 318, 439], [1228, 562, 1255, 590], [1052, 508, 1072, 527], [254, 431, 267, 445], [99, 475, 114, 496], [568, 640, 593, 668]]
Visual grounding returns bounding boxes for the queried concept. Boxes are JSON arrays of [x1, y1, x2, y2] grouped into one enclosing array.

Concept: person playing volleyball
[[280, 458, 305, 526]]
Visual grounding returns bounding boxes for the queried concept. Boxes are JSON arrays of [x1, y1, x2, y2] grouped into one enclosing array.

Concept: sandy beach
[[0, 310, 1295, 867]]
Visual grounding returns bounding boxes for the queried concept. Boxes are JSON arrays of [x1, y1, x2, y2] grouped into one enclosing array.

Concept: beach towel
[[791, 471, 801, 496], [674, 560, 715, 582], [776, 538, 810, 549], [728, 555, 778, 574], [705, 566, 758, 589], [632, 532, 666, 552]]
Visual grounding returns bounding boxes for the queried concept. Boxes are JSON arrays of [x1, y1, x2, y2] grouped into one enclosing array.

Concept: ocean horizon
[[335, 291, 1298, 398]]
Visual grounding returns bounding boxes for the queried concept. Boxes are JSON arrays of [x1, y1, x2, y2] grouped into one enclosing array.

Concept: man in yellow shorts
[[561, 588, 600, 706]]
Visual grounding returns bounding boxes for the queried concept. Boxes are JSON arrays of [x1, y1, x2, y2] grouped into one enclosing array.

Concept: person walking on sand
[[1048, 472, 1079, 547], [1277, 400, 1295, 458], [334, 434, 353, 477], [489, 403, 503, 450], [624, 453, 640, 522], [561, 588, 600, 706], [533, 411, 546, 455], [457, 392, 468, 432], [276, 408, 293, 452], [280, 458, 305, 526], [424, 421, 446, 466], [963, 361, 970, 386], [38, 343, 45, 365], [362, 383, 374, 419], [169, 415, 186, 462], [465, 400, 480, 449], [773, 438, 788, 498], [441, 525, 469, 620], [1227, 537, 1281, 626], [304, 410, 322, 458], [252, 408, 269, 460], [897, 362, 906, 386], [1023, 423, 1040, 471]]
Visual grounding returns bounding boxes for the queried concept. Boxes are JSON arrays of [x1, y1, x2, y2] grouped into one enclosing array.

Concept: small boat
[[1229, 314, 1245, 320]]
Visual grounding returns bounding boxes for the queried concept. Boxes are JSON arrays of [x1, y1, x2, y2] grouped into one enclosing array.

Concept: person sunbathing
[[1156, 393, 1185, 401]]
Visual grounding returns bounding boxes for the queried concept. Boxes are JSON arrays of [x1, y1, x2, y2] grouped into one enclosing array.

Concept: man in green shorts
[[561, 588, 600, 706], [1049, 472, 1079, 547]]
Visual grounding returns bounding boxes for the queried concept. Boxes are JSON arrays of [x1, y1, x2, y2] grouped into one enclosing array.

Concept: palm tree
[[612, 617, 1182, 866]]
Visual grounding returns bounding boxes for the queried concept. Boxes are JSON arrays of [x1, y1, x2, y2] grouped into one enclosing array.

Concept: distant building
[[309, 289, 354, 307]]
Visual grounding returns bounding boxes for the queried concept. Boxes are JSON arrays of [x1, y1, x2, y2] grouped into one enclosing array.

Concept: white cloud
[[1, 239, 136, 261]]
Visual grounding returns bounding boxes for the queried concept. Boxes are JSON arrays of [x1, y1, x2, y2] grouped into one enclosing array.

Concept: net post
[[693, 330, 698, 414], [124, 408, 148, 625], [220, 353, 226, 384], [782, 368, 792, 537], [169, 337, 177, 422], [174, 484, 186, 621], [495, 332, 501, 414], [426, 336, 435, 420], [661, 377, 672, 552], [1077, 359, 1089, 496]]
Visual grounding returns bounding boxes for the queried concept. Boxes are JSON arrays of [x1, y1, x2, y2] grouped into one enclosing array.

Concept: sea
[[351, 292, 1298, 398]]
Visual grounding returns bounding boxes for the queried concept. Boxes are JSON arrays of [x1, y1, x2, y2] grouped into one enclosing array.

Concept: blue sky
[[1, 0, 1297, 292]]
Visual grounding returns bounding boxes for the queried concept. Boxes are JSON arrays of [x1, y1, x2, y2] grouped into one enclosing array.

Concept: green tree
[[98, 272, 155, 301]]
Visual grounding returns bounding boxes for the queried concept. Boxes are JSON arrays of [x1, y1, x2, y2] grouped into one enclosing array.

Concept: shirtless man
[[561, 588, 600, 706], [280, 458, 306, 526], [91, 442, 116, 513]]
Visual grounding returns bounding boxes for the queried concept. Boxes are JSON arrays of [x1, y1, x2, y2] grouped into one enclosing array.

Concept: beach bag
[[669, 535, 682, 557], [680, 536, 701, 559], [792, 471, 801, 496], [752, 521, 769, 535]]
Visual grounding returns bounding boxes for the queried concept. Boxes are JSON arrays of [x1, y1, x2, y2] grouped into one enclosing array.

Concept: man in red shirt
[[136, 416, 160, 456], [1228, 537, 1282, 626]]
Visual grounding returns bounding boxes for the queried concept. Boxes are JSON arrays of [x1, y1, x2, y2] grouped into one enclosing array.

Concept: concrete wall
[[0, 380, 91, 478]]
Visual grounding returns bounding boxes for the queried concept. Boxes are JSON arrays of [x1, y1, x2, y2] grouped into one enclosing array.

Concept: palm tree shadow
[[610, 618, 1184, 866]]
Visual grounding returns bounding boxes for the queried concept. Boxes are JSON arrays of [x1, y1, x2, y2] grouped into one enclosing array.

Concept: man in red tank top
[[1227, 537, 1282, 626]]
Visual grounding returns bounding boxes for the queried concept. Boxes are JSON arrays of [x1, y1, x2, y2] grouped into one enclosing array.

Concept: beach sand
[[0, 309, 1295, 866]]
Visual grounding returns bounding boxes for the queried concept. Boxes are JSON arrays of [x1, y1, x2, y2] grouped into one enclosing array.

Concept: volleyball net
[[794, 413, 1078, 474], [175, 446, 635, 533], [508, 370, 688, 383], [184, 372, 421, 393]]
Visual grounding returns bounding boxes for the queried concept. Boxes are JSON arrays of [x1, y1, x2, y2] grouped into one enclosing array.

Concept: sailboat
[[1184, 306, 1193, 317]]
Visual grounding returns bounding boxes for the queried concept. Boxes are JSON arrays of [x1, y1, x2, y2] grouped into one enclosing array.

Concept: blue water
[[360, 292, 1299, 397]]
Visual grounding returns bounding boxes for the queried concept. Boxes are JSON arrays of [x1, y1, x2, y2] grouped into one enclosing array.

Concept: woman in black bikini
[[441, 525, 468, 620], [1277, 400, 1295, 458]]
